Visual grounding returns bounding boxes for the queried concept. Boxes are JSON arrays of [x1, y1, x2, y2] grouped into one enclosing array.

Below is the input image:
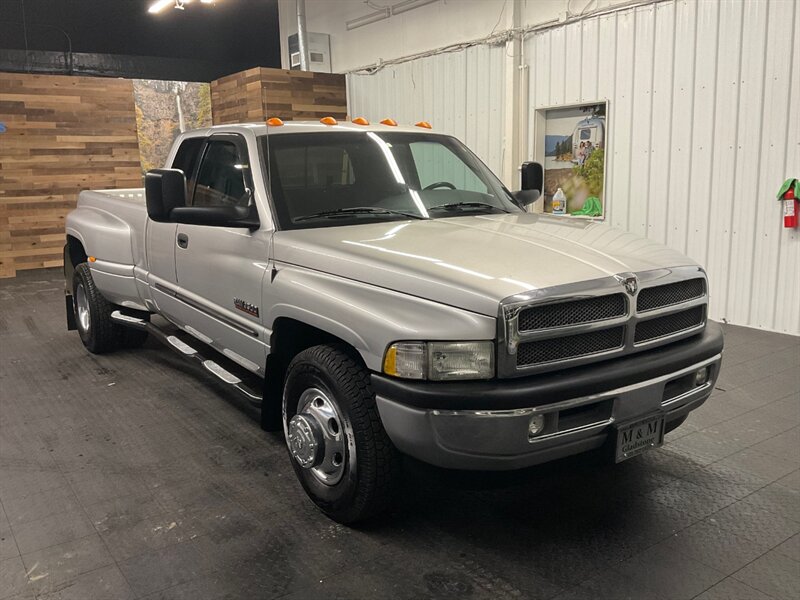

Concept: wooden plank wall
[[211, 67, 347, 124], [0, 72, 142, 278], [0, 67, 348, 278]]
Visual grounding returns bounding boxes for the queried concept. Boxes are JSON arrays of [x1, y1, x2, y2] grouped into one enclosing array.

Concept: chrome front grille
[[516, 327, 625, 367], [637, 278, 706, 312], [634, 305, 705, 344], [498, 267, 708, 377], [518, 294, 627, 331]]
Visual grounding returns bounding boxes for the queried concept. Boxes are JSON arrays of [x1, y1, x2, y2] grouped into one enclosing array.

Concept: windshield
[[260, 131, 522, 229]]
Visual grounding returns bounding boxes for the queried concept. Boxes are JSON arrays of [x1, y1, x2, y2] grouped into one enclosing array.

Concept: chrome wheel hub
[[287, 414, 323, 468], [75, 282, 90, 333], [287, 387, 351, 486]]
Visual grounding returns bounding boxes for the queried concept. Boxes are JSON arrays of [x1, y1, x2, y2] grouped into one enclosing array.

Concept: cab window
[[192, 140, 252, 208], [171, 137, 204, 189]]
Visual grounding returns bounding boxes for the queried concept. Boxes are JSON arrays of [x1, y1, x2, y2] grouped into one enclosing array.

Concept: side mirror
[[521, 161, 543, 192], [513, 161, 543, 207], [513, 189, 540, 206], [145, 169, 186, 222], [170, 205, 260, 230]]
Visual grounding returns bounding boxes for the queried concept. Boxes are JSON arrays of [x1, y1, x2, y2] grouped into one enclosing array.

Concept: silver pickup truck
[[64, 119, 723, 523]]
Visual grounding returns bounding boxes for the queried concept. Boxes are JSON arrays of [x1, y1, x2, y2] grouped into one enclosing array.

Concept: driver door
[[172, 134, 271, 375]]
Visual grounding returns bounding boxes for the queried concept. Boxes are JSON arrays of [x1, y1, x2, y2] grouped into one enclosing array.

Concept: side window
[[409, 142, 487, 193], [192, 140, 251, 208], [171, 138, 204, 190]]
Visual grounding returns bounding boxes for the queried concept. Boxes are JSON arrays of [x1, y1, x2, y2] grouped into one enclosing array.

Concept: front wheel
[[282, 345, 401, 524], [72, 263, 148, 353]]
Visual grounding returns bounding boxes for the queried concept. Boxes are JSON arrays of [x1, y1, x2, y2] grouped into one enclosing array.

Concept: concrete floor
[[0, 269, 798, 600]]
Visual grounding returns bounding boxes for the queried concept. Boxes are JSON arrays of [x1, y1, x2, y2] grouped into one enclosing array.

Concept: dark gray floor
[[0, 269, 798, 600]]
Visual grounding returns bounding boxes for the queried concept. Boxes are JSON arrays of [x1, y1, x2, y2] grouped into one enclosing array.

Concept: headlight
[[383, 341, 494, 381]]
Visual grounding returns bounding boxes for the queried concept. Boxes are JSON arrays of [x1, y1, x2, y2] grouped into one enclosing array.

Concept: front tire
[[72, 263, 147, 353], [283, 345, 401, 524]]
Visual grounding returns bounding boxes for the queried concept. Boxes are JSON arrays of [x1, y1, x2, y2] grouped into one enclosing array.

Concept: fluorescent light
[[346, 9, 390, 31], [391, 0, 439, 16], [148, 0, 174, 13], [149, 0, 215, 13]]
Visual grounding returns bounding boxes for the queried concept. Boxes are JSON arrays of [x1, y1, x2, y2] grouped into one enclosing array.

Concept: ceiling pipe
[[296, 0, 310, 71]]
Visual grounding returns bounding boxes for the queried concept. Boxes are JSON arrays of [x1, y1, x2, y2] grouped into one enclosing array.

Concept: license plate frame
[[614, 414, 665, 462]]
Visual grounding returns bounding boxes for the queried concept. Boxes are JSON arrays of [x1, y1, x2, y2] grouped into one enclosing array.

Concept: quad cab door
[[172, 133, 271, 375], [145, 137, 204, 316]]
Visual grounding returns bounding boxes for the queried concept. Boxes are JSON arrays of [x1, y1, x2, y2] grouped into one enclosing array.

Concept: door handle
[[177, 233, 189, 249]]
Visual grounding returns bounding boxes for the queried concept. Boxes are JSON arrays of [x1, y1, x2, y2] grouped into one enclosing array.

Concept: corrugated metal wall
[[526, 0, 799, 334], [347, 0, 799, 334], [347, 44, 507, 177]]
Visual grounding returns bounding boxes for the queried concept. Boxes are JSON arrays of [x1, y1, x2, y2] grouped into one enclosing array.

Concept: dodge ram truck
[[64, 118, 724, 523]]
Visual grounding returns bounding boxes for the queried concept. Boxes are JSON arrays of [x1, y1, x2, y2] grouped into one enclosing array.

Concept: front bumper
[[372, 323, 723, 470]]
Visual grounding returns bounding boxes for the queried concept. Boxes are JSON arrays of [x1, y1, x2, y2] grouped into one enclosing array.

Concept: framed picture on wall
[[532, 101, 608, 218]]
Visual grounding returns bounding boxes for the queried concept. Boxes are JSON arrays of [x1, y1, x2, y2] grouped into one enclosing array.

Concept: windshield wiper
[[427, 202, 509, 214], [294, 207, 426, 222]]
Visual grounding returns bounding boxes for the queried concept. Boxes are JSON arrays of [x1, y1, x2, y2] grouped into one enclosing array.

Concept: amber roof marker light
[[352, 117, 370, 125], [320, 116, 338, 125], [266, 117, 284, 126], [415, 121, 432, 129], [380, 118, 398, 126]]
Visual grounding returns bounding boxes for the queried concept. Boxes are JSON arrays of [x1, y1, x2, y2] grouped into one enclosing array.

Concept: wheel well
[[261, 318, 363, 431], [64, 235, 88, 295], [66, 235, 88, 267]]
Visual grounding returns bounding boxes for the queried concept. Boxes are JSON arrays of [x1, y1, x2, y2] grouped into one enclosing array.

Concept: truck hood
[[272, 213, 698, 316]]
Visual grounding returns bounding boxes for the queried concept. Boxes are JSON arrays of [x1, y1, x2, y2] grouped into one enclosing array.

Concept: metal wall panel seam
[[750, 0, 791, 329], [624, 9, 638, 232], [717, 0, 746, 322], [771, 0, 800, 333], [689, 0, 721, 273], [738, 0, 771, 327], [646, 1, 676, 245], [703, 0, 742, 322], [604, 12, 620, 225], [676, 0, 699, 256]]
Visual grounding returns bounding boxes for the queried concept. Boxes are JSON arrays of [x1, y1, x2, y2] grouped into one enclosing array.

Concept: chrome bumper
[[375, 353, 722, 471]]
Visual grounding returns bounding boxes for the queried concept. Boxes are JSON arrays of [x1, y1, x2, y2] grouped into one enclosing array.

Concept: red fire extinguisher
[[777, 178, 799, 228]]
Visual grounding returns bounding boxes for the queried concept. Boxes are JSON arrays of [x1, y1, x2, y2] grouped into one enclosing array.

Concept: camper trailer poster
[[542, 103, 606, 217]]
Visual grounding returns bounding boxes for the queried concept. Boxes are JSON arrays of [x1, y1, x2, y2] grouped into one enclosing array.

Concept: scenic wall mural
[[133, 79, 212, 173]]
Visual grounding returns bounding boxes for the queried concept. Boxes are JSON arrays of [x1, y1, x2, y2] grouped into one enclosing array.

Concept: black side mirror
[[145, 169, 186, 222], [521, 161, 544, 192], [513, 162, 543, 207], [170, 205, 260, 230]]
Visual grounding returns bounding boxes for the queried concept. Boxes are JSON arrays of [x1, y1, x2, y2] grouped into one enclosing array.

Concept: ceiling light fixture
[[148, 0, 175, 13], [148, 0, 216, 14]]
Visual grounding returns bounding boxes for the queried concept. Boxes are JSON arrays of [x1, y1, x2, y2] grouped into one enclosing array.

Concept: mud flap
[[64, 244, 77, 331], [65, 294, 77, 331]]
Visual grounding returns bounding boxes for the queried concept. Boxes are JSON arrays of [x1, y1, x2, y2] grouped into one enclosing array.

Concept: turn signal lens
[[352, 117, 369, 125], [383, 342, 426, 379], [266, 117, 284, 126], [380, 118, 398, 126], [415, 121, 432, 129], [88, 256, 96, 263], [383, 341, 494, 380], [320, 116, 338, 125]]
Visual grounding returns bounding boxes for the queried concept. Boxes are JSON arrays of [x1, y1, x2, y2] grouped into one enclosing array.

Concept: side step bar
[[111, 310, 263, 407]]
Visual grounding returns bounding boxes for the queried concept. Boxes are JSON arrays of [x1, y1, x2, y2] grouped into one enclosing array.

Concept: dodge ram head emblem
[[615, 273, 638, 296]]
